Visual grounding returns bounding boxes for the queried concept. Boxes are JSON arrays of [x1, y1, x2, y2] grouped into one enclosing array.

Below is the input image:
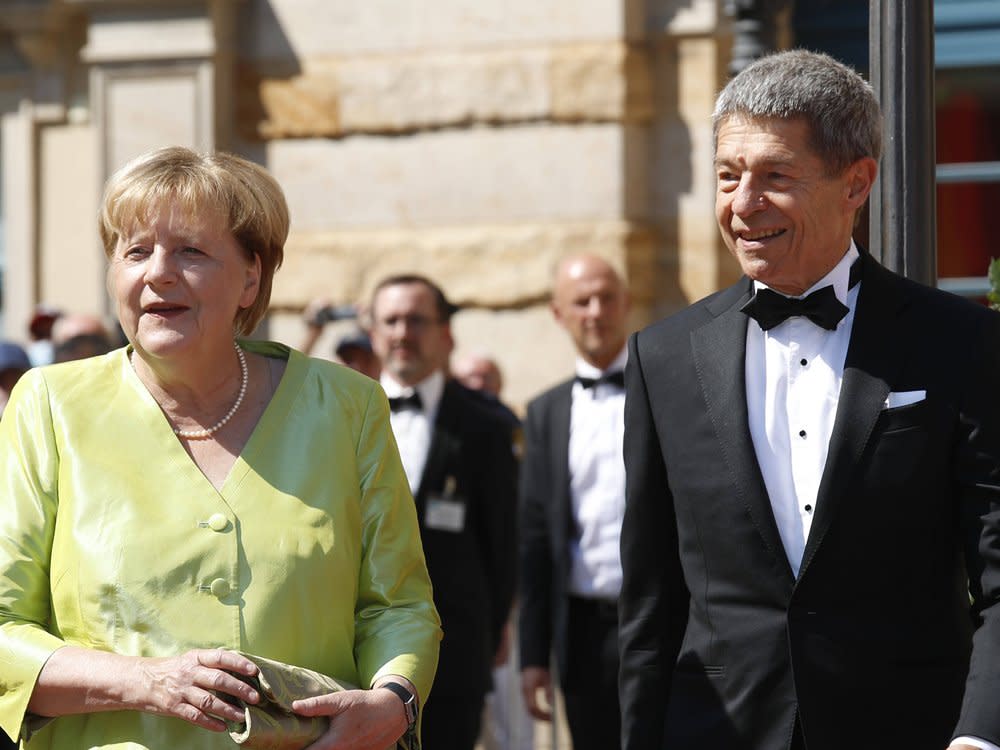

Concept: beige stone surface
[[270, 220, 659, 311], [336, 49, 549, 134], [245, 0, 632, 60], [676, 36, 737, 302], [103, 72, 202, 172], [550, 43, 653, 123], [265, 124, 628, 230], [241, 42, 652, 140], [82, 10, 216, 63], [38, 123, 103, 315], [1, 103, 38, 340], [255, 67, 340, 138]]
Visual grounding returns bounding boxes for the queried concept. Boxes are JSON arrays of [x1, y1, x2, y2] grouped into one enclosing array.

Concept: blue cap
[[335, 330, 373, 356], [0, 341, 31, 373]]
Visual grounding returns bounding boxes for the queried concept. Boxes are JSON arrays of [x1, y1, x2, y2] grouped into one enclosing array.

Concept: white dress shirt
[[381, 369, 445, 494], [745, 244, 859, 577], [568, 346, 627, 599], [744, 243, 995, 750]]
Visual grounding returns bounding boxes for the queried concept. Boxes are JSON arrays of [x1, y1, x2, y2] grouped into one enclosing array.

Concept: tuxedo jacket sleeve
[[619, 255, 1000, 750], [517, 381, 573, 674]]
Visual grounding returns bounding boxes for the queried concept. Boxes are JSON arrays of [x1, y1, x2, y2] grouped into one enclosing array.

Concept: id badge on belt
[[425, 475, 466, 533]]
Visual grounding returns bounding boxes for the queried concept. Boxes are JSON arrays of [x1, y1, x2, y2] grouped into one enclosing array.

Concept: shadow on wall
[[235, 0, 303, 154], [625, 0, 699, 323]]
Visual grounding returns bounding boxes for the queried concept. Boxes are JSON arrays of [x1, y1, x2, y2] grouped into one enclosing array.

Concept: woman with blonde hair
[[0, 146, 440, 749]]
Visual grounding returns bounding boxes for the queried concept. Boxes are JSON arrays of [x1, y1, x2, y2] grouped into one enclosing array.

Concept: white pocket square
[[884, 389, 926, 409]]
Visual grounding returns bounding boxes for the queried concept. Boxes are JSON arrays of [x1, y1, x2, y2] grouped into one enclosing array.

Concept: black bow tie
[[389, 391, 423, 412], [576, 370, 625, 390], [740, 285, 848, 331], [741, 259, 863, 332]]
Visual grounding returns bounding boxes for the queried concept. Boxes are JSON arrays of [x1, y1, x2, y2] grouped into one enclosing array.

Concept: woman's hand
[[29, 646, 260, 732], [131, 648, 260, 731], [293, 687, 407, 750]]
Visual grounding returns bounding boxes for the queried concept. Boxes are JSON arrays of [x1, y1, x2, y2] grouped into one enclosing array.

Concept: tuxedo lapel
[[548, 384, 574, 543], [691, 282, 792, 577], [799, 256, 908, 578]]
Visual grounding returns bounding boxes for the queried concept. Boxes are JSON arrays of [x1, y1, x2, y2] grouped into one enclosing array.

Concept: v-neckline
[[121, 341, 304, 500]]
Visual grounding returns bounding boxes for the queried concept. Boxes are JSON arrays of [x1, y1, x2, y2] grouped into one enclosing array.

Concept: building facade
[[0, 0, 745, 409], [4, 1, 997, 409]]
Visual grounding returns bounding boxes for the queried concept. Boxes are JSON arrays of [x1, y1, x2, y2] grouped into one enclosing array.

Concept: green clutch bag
[[222, 652, 354, 749], [221, 652, 418, 750]]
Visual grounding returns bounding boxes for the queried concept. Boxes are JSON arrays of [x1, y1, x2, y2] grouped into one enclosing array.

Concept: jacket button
[[210, 578, 231, 598], [208, 513, 229, 532]]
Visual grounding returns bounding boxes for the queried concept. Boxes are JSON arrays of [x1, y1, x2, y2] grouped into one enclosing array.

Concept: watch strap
[[380, 681, 418, 729]]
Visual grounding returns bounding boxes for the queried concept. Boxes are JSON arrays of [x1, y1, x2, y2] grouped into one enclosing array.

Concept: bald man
[[451, 353, 504, 397], [518, 254, 631, 750]]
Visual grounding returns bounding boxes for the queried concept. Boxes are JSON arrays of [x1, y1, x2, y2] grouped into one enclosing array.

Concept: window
[[934, 0, 1000, 297]]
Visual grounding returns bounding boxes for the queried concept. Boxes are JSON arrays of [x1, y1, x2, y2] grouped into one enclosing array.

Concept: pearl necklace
[[171, 341, 249, 439]]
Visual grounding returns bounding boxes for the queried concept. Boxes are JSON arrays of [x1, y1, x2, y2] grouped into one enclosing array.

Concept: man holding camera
[[300, 298, 381, 379]]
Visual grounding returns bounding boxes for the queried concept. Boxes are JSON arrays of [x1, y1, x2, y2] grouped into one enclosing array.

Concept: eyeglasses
[[373, 314, 443, 332]]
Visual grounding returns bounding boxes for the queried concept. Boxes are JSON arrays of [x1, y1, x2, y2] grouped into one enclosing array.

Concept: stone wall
[[0, 0, 737, 411], [238, 0, 735, 409]]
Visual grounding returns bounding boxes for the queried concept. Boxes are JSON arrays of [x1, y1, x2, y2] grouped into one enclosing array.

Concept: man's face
[[369, 282, 453, 386], [714, 115, 875, 295], [551, 258, 630, 370]]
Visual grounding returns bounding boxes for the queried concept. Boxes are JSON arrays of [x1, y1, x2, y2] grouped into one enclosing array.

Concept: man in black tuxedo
[[520, 254, 630, 750], [368, 274, 518, 750], [619, 50, 1000, 750]]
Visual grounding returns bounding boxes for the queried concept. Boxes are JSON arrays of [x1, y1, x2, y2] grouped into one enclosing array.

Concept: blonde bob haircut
[[99, 146, 289, 336]]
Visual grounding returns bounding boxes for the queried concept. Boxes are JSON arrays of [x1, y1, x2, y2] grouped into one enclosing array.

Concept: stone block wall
[[239, 0, 734, 409], [0, 0, 738, 411]]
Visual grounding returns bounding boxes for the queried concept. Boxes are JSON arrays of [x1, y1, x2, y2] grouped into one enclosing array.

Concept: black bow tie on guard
[[576, 370, 625, 390], [389, 391, 423, 412], [741, 258, 862, 332]]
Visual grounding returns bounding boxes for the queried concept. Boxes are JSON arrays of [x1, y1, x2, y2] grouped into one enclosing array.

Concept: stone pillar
[[81, 0, 239, 179], [0, 2, 81, 339], [0, 1, 240, 338]]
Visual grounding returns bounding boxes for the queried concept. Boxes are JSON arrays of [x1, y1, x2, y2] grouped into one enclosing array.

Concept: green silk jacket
[[0, 341, 441, 748]]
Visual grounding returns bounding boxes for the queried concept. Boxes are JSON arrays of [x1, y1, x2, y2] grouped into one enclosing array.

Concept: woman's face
[[109, 202, 260, 363]]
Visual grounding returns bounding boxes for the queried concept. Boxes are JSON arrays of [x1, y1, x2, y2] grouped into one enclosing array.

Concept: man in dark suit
[[520, 254, 631, 750], [619, 49, 1000, 750], [368, 274, 518, 750]]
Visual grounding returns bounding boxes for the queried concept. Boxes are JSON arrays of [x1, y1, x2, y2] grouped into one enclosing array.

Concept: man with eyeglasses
[[367, 274, 518, 750]]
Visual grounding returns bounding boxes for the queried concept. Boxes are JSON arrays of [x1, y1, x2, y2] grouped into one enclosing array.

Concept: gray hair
[[713, 49, 882, 174]]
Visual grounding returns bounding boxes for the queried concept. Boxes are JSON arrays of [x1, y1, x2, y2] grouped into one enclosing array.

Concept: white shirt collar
[[575, 346, 629, 381], [752, 240, 860, 305], [380, 369, 446, 417]]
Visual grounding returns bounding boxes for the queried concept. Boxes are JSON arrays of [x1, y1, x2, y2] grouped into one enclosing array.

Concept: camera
[[310, 304, 358, 326]]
